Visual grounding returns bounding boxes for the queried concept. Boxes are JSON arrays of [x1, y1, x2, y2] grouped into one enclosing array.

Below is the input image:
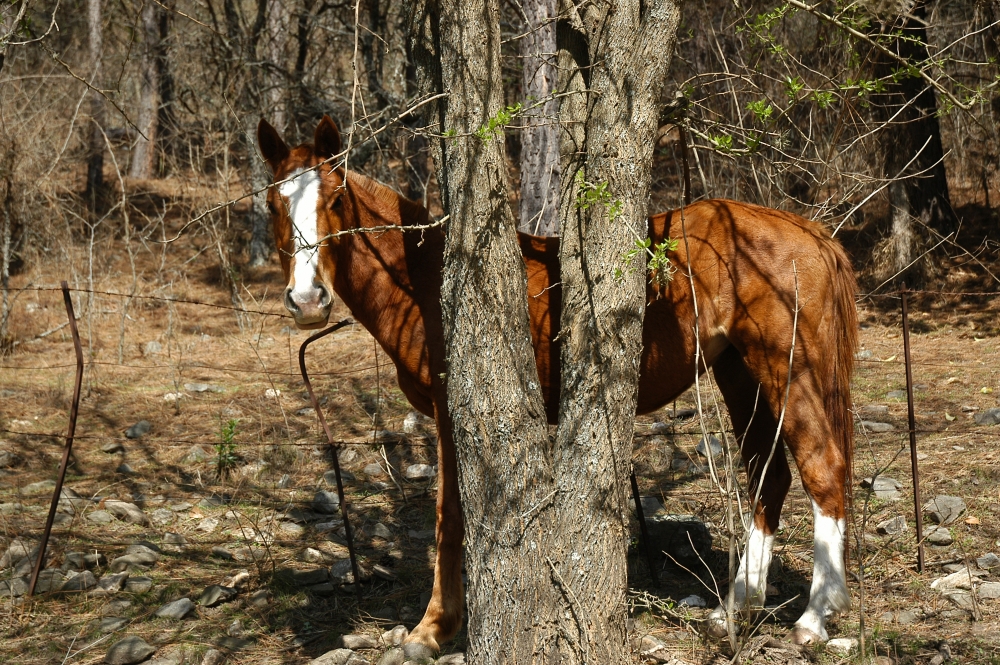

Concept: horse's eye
[[329, 196, 342, 211]]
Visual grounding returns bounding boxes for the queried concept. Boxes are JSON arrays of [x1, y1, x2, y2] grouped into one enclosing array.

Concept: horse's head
[[257, 115, 348, 329]]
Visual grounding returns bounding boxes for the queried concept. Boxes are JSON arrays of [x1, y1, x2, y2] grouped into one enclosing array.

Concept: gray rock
[[248, 589, 270, 609], [877, 516, 908, 537], [897, 609, 921, 624], [858, 404, 889, 418], [33, 569, 66, 593], [924, 495, 967, 525], [404, 464, 436, 480], [150, 509, 174, 526], [185, 446, 211, 463], [925, 525, 953, 545], [102, 600, 132, 616], [110, 553, 157, 574], [20, 479, 56, 495], [330, 559, 360, 584], [978, 582, 1000, 599], [639, 496, 665, 516], [280, 521, 305, 537], [341, 634, 377, 650], [309, 649, 371, 665], [313, 490, 341, 514], [976, 553, 1000, 569], [63, 551, 105, 571], [86, 510, 112, 524], [169, 502, 192, 512], [862, 476, 903, 499], [200, 649, 225, 665], [974, 408, 1000, 425], [382, 625, 409, 646], [98, 617, 128, 633], [860, 421, 894, 433], [0, 539, 34, 568], [146, 649, 185, 665], [855, 349, 874, 360], [372, 523, 393, 540], [0, 450, 20, 467], [292, 567, 330, 586], [296, 407, 316, 416], [125, 576, 153, 593], [216, 637, 253, 651], [197, 517, 219, 533], [827, 638, 858, 655], [210, 547, 234, 561], [886, 390, 907, 400], [645, 514, 712, 565], [0, 576, 28, 597], [931, 570, 977, 591], [945, 592, 974, 609], [61, 570, 98, 592], [678, 594, 706, 607], [182, 383, 215, 393], [125, 421, 152, 439], [104, 500, 149, 526], [155, 597, 195, 620], [129, 543, 160, 557], [277, 474, 292, 489], [99, 572, 130, 593], [403, 412, 420, 434], [437, 654, 466, 665], [116, 463, 135, 475], [105, 636, 156, 665], [372, 565, 397, 582], [103, 442, 126, 454], [401, 643, 433, 662], [227, 619, 247, 638], [377, 648, 404, 665], [696, 435, 723, 458], [143, 341, 163, 355], [198, 585, 236, 607], [363, 463, 386, 477]]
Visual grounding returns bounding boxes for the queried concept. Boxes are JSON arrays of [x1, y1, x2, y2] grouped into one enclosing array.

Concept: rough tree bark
[[85, 0, 105, 209], [129, 0, 161, 179], [431, 0, 555, 661], [868, 0, 955, 282], [519, 0, 559, 236], [546, 1, 679, 661], [417, 0, 679, 662]]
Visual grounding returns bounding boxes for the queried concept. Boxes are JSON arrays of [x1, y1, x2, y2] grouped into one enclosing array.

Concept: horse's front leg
[[404, 404, 464, 657]]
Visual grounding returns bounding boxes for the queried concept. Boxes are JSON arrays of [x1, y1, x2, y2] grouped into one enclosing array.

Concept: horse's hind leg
[[705, 346, 792, 637], [749, 354, 850, 644]]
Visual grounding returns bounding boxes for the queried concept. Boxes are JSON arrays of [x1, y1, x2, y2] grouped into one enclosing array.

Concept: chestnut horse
[[257, 117, 858, 651]]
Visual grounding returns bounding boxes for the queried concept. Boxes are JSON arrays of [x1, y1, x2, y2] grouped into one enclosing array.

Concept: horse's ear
[[258, 119, 289, 172], [314, 115, 342, 159]]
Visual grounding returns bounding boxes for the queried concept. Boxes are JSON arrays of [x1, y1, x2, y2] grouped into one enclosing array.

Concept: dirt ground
[[2, 185, 1000, 665]]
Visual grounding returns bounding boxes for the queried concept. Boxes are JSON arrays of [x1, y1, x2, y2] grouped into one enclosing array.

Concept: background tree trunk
[[129, 0, 161, 180], [519, 0, 559, 236], [868, 0, 955, 283], [85, 0, 105, 210]]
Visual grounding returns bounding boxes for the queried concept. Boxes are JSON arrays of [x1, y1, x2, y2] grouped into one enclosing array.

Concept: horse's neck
[[337, 174, 438, 345]]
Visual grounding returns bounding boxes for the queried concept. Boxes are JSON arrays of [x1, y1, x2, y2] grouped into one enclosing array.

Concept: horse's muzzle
[[284, 285, 332, 329]]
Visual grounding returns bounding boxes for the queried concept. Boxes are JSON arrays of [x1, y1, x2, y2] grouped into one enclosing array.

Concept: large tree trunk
[[869, 0, 955, 283], [422, 0, 679, 662], [432, 0, 555, 661], [519, 0, 559, 236], [85, 0, 105, 209], [547, 1, 680, 661], [129, 0, 161, 179], [265, 0, 288, 132]]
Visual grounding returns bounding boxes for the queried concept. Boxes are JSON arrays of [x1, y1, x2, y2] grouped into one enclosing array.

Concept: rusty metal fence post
[[29, 282, 84, 597], [900, 284, 925, 572], [298, 319, 363, 601]]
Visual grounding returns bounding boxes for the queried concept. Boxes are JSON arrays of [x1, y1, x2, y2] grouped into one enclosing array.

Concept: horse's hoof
[[789, 626, 825, 645], [403, 641, 436, 662], [703, 609, 730, 639]]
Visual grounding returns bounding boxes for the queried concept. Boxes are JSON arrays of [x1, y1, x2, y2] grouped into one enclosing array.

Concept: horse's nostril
[[317, 284, 331, 308], [284, 290, 299, 315]]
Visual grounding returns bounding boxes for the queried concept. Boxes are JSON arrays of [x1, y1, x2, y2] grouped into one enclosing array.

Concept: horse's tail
[[827, 239, 858, 523]]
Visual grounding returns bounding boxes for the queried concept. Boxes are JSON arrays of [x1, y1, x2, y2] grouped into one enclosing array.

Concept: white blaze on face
[[279, 168, 322, 299]]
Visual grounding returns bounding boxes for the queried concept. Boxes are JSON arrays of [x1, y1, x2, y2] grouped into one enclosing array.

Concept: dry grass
[[2, 190, 1000, 664]]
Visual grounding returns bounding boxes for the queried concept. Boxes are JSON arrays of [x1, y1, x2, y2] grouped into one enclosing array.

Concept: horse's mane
[[347, 172, 428, 226]]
